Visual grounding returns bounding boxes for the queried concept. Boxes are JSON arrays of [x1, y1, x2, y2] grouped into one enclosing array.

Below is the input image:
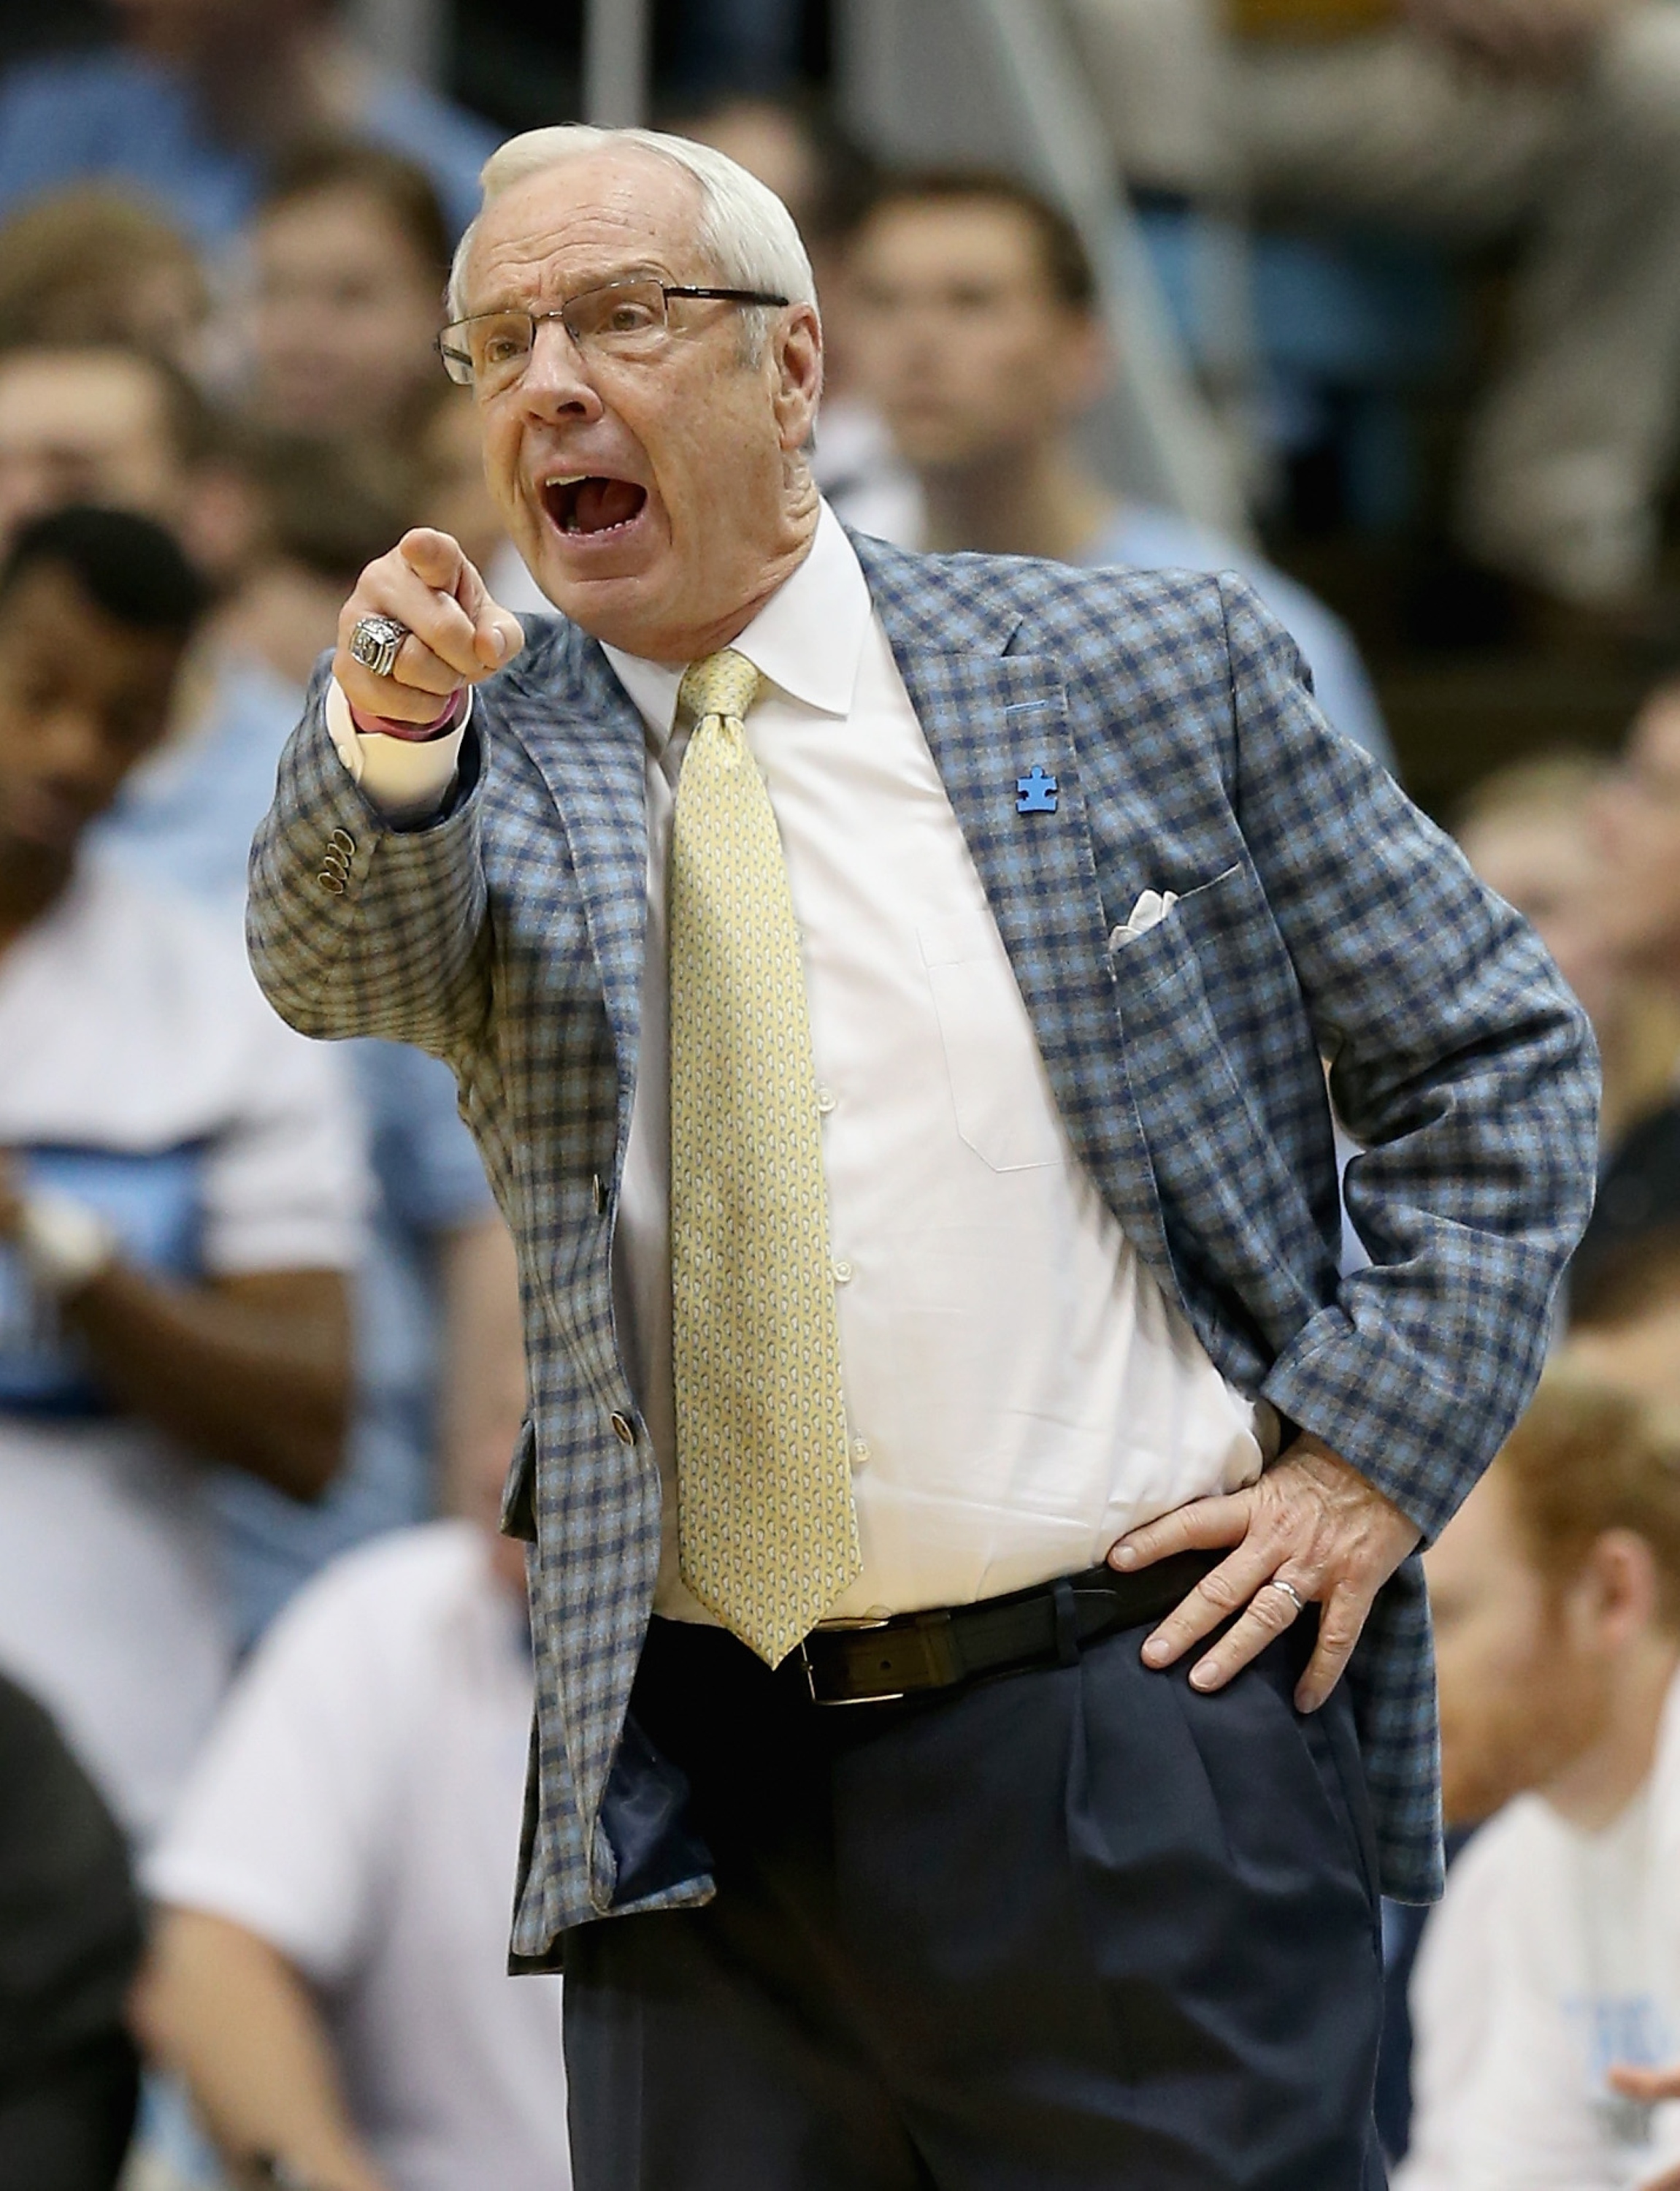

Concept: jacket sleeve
[[245, 660, 492, 1060], [1216, 577, 1601, 1540]]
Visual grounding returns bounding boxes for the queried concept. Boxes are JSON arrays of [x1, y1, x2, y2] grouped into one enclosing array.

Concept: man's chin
[[532, 554, 678, 653]]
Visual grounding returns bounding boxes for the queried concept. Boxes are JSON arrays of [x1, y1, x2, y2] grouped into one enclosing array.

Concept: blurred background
[[7, 4, 1680, 2190]]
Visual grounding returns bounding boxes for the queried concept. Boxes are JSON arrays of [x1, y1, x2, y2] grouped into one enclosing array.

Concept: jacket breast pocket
[[918, 911, 1064, 1171], [1111, 861, 1324, 1281], [1108, 863, 1243, 998]]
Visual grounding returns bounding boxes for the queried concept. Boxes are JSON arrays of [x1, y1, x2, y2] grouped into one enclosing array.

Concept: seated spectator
[[1065, 0, 1680, 629], [243, 142, 453, 450], [0, 507, 364, 1840], [1454, 754, 1680, 1150], [847, 167, 1392, 764], [0, 341, 239, 576], [671, 93, 922, 546], [0, 0, 495, 247], [135, 1350, 567, 2191], [0, 1671, 143, 2191], [1399, 1369, 1680, 2187], [0, 187, 207, 364]]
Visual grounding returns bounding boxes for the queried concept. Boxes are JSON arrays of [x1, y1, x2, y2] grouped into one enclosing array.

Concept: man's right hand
[[334, 528, 525, 727]]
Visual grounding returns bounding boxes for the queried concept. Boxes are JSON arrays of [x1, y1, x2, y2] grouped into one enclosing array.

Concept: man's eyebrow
[[461, 261, 675, 316]]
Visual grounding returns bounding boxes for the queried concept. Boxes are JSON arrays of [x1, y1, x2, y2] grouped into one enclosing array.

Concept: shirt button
[[816, 1085, 836, 1114], [851, 1439, 871, 1464], [831, 1258, 854, 1285], [610, 1411, 635, 1445]]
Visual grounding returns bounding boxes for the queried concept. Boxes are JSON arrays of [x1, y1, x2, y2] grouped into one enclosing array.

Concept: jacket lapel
[[856, 537, 1178, 1299]]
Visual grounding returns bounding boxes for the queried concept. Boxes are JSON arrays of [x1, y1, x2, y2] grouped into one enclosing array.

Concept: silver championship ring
[[348, 613, 410, 681]]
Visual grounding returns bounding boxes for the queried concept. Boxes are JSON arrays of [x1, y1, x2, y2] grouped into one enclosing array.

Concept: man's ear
[[1576, 1528, 1662, 1652], [772, 304, 824, 455]]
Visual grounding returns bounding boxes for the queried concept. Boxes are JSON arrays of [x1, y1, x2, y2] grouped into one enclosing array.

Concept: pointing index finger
[[431, 535, 526, 673], [397, 527, 469, 595]]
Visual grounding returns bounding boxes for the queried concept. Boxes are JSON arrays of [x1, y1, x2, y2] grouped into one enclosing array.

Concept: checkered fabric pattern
[[669, 650, 859, 1664], [248, 534, 1599, 1962]]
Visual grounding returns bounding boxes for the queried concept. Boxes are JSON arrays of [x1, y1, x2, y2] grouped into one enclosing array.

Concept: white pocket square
[[1109, 889, 1179, 949]]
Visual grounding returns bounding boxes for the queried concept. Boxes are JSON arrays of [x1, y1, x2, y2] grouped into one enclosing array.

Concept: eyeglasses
[[437, 277, 790, 392]]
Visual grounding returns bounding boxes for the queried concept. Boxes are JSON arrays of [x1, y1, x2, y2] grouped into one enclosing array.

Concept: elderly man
[[248, 124, 1598, 2189]]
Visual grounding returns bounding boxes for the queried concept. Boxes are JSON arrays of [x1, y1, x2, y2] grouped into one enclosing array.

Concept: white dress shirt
[[335, 503, 1268, 1621]]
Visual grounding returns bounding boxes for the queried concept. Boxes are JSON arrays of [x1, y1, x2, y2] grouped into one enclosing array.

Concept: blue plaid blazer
[[248, 535, 1598, 1961]]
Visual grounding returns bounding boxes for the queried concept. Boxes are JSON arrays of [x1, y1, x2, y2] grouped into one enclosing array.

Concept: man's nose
[[518, 318, 605, 419]]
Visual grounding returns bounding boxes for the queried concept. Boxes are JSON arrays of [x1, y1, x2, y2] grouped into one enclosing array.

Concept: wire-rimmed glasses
[[437, 277, 791, 392]]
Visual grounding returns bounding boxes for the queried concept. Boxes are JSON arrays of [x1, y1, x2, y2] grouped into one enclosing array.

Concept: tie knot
[[680, 648, 762, 728]]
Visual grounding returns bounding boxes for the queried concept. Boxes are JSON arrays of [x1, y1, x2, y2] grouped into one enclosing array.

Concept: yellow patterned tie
[[668, 647, 860, 1664]]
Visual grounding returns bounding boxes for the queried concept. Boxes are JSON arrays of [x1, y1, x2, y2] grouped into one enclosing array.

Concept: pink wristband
[[348, 690, 465, 741]]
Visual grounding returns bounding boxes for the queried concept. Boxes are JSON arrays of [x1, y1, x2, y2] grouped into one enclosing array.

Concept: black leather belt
[[794, 1549, 1221, 1706]]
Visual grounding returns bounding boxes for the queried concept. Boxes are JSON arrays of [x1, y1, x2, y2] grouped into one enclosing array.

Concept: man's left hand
[[1109, 1438, 1422, 1713]]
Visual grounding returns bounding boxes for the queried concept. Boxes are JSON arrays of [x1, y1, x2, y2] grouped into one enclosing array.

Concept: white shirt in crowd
[[0, 859, 365, 1842], [1398, 1672, 1680, 2191], [331, 502, 1267, 1621], [146, 1521, 569, 2191]]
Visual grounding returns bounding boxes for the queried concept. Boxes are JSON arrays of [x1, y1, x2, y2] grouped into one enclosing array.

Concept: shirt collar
[[601, 500, 869, 749]]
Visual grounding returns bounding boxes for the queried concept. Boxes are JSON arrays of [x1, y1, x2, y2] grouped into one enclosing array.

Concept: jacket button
[[318, 871, 347, 895], [610, 1411, 635, 1445], [592, 1173, 607, 1217], [329, 827, 356, 857]]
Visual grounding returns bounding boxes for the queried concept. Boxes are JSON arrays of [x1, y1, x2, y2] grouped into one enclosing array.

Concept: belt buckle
[[797, 1615, 894, 1708], [799, 1610, 960, 1706]]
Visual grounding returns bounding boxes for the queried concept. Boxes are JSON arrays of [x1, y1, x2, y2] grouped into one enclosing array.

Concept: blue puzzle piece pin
[[1016, 765, 1058, 814]]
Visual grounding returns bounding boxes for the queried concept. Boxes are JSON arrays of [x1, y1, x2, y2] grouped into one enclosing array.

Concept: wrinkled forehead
[[461, 150, 713, 313]]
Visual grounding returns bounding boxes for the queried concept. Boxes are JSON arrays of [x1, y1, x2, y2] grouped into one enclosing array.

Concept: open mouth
[[542, 475, 648, 538]]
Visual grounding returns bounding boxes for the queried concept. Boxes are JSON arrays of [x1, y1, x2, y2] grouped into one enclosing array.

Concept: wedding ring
[[1267, 1577, 1306, 1614], [348, 613, 410, 681]]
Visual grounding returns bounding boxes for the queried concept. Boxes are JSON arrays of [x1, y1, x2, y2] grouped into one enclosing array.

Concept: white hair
[[446, 123, 817, 359]]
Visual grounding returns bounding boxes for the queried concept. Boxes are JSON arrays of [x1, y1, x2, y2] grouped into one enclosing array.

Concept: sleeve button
[[610, 1411, 636, 1445]]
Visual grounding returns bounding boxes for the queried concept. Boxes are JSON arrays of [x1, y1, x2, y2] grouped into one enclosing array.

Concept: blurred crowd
[[6, 3, 1680, 2189]]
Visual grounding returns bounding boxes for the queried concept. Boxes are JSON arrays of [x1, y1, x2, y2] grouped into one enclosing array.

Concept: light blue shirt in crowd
[[94, 649, 495, 1643], [1077, 505, 1394, 772], [0, 49, 496, 244]]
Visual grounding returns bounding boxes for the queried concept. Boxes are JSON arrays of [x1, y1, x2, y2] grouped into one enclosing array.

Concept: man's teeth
[[545, 474, 641, 536]]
